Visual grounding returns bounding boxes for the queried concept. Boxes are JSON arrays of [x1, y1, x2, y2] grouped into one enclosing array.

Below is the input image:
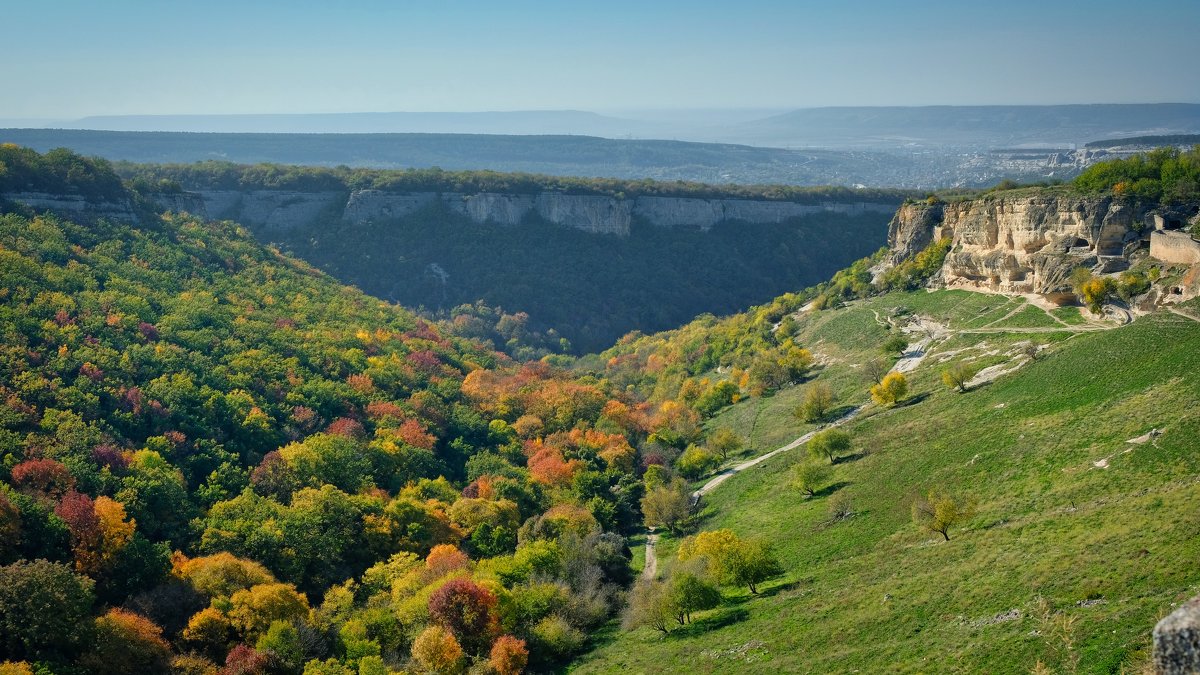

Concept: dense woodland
[[0, 147, 814, 674], [274, 202, 891, 353]]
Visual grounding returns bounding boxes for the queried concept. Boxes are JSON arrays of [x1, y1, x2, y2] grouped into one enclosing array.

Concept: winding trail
[[1168, 306, 1200, 323], [641, 304, 1141, 577], [642, 532, 658, 580]]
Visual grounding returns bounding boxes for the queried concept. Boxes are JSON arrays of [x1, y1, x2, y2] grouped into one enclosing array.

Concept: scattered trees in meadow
[[706, 427, 744, 462], [792, 462, 831, 497], [678, 529, 783, 595]]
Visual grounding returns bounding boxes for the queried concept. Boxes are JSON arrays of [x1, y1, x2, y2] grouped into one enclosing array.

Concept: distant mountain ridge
[[12, 104, 1199, 150]]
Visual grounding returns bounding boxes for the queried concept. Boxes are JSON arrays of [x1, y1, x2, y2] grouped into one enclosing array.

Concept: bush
[[881, 336, 909, 356], [828, 493, 854, 520], [676, 445, 721, 480], [1117, 271, 1151, 301]]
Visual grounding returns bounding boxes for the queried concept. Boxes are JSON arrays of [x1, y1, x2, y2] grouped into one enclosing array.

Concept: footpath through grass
[[572, 301, 1200, 674]]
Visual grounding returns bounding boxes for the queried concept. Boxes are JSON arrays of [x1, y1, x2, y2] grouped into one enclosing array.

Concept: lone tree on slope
[[911, 489, 977, 541]]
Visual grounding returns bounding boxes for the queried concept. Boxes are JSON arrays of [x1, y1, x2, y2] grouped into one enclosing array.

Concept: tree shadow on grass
[[672, 606, 750, 637], [813, 480, 851, 498], [834, 450, 868, 465], [824, 404, 859, 421], [896, 392, 930, 408]]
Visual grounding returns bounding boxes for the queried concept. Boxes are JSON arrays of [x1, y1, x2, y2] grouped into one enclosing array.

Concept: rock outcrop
[[1150, 230, 1200, 265], [198, 190, 346, 231], [1154, 595, 1200, 674], [5, 184, 900, 238], [884, 194, 1198, 301], [4, 192, 139, 224]]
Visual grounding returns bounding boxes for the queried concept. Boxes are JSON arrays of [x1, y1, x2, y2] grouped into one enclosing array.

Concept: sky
[[2, 0, 1198, 119]]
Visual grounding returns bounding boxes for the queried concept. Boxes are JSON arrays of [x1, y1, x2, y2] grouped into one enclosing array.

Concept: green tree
[[911, 489, 977, 541], [706, 427, 743, 462], [941, 362, 978, 393], [807, 429, 852, 464], [881, 336, 909, 356], [666, 560, 722, 624], [795, 382, 835, 423], [792, 462, 831, 497], [676, 445, 720, 480], [0, 560, 95, 661], [641, 478, 692, 533]]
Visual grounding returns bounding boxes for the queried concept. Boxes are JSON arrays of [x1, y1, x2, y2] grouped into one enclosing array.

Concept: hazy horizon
[[4, 0, 1197, 119]]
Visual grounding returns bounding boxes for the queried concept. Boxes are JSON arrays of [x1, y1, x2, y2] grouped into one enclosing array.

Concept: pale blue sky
[[2, 0, 1197, 118]]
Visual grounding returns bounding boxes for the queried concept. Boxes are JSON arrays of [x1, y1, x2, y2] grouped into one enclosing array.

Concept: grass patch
[[572, 305, 1200, 674]]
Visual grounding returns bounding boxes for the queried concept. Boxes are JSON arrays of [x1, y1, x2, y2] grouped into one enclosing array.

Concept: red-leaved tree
[[427, 577, 498, 655]]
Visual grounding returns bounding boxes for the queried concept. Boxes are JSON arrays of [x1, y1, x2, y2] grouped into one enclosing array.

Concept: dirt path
[[642, 532, 658, 580], [979, 300, 1030, 328], [687, 304, 1137, 507], [1167, 306, 1200, 323], [693, 404, 863, 503]]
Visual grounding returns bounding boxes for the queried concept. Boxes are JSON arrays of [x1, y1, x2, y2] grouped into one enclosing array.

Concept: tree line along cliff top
[[110, 158, 913, 203]]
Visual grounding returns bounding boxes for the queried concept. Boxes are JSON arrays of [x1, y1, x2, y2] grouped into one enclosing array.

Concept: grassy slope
[[573, 292, 1200, 674]]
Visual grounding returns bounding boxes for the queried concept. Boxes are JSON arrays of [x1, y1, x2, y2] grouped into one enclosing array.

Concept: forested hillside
[[112, 161, 905, 353], [0, 147, 819, 674], [0, 150, 659, 673]]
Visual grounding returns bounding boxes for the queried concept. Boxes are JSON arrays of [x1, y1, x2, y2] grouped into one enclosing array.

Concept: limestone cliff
[[4, 192, 139, 224], [149, 192, 209, 217], [885, 193, 1198, 302], [189, 188, 899, 236]]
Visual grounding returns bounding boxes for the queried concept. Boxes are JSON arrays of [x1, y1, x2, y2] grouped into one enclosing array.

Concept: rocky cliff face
[[150, 192, 209, 217], [189, 188, 899, 236], [885, 194, 1185, 301], [4, 192, 139, 223]]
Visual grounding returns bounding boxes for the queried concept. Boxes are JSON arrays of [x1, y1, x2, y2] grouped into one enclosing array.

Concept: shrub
[[881, 336, 909, 355], [828, 493, 854, 520], [676, 445, 720, 480]]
